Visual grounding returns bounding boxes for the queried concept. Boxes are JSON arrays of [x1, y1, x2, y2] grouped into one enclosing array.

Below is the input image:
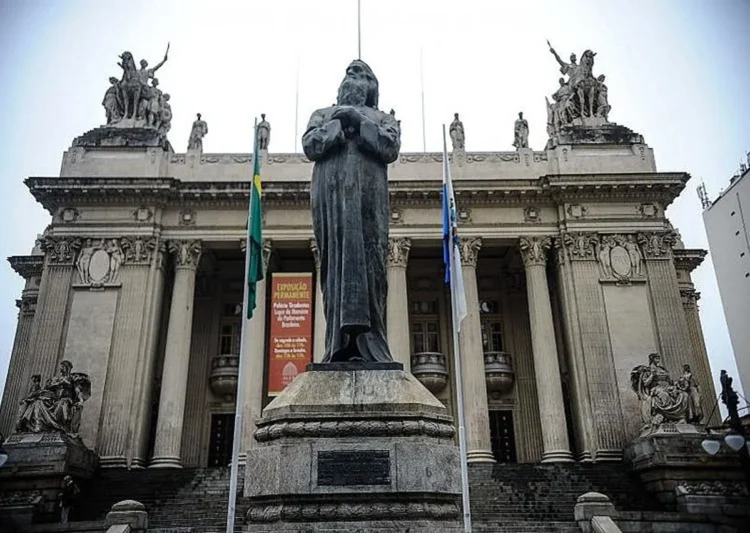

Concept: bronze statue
[[302, 60, 400, 362]]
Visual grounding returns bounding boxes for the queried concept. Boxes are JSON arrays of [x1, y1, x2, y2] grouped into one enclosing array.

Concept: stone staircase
[[78, 467, 248, 533], [469, 463, 664, 532], [72, 462, 663, 532]]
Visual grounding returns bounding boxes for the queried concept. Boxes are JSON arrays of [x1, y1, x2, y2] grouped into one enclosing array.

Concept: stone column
[[387, 237, 412, 371], [24, 237, 78, 385], [310, 239, 326, 363], [679, 288, 718, 425], [130, 240, 167, 468], [241, 239, 273, 459], [519, 237, 572, 463], [0, 255, 43, 436], [638, 232, 694, 373], [150, 240, 203, 468], [457, 237, 495, 463]]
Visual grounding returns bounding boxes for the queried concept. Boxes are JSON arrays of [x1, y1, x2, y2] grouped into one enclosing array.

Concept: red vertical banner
[[267, 272, 313, 396]]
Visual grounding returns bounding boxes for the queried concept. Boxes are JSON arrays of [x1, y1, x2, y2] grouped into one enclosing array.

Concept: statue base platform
[[623, 424, 747, 507], [73, 124, 171, 150], [547, 121, 644, 148], [244, 368, 462, 533], [0, 432, 98, 526]]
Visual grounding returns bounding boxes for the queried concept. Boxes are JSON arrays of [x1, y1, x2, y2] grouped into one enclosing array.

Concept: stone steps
[[74, 462, 664, 532]]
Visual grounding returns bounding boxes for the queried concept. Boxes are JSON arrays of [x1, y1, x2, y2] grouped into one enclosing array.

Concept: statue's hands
[[330, 106, 363, 129]]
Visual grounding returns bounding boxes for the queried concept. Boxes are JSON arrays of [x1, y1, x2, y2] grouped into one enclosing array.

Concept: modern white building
[[703, 163, 750, 399]]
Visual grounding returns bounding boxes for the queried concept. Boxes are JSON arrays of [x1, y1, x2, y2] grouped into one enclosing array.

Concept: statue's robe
[[302, 105, 400, 362]]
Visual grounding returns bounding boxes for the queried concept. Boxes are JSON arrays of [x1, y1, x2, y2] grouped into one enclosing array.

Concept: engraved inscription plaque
[[317, 450, 391, 486]]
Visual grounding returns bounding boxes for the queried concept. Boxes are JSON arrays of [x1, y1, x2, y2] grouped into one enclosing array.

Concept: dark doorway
[[208, 413, 235, 466], [489, 410, 517, 463]]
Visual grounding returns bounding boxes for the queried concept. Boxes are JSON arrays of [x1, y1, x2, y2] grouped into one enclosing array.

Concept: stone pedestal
[[244, 363, 462, 533], [623, 424, 745, 505], [0, 432, 98, 526], [72, 125, 170, 150]]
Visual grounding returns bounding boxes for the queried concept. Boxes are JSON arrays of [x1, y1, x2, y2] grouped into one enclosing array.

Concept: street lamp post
[[714, 370, 750, 495]]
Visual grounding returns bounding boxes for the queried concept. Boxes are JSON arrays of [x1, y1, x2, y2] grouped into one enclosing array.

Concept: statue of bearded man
[[302, 60, 401, 363]]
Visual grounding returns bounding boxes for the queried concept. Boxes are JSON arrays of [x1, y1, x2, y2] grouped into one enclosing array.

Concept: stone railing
[[209, 354, 239, 401], [410, 352, 448, 393], [484, 351, 514, 395]]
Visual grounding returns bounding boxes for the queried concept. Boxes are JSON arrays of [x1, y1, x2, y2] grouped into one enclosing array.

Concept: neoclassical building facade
[[0, 126, 716, 470]]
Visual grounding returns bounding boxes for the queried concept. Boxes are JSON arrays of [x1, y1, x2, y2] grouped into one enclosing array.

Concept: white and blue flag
[[442, 129, 468, 330]]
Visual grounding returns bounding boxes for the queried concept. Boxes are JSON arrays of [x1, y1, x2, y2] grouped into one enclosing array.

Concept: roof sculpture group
[[93, 42, 615, 154]]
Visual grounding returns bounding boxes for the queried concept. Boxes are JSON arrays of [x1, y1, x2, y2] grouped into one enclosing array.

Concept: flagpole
[[357, 0, 362, 59], [420, 50, 427, 153], [225, 117, 259, 533], [294, 56, 300, 153], [443, 124, 472, 533]]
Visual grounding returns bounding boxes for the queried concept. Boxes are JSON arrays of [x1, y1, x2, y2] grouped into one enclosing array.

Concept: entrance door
[[489, 410, 517, 463], [208, 413, 235, 466]]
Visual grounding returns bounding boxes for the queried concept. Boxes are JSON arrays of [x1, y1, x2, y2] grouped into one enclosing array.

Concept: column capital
[[637, 231, 677, 260], [18, 295, 38, 316], [387, 237, 412, 268], [519, 236, 552, 268], [309, 238, 321, 270], [121, 237, 160, 266], [560, 232, 598, 261], [168, 240, 203, 270], [459, 237, 482, 267], [38, 236, 81, 266], [239, 238, 273, 269], [680, 287, 701, 309]]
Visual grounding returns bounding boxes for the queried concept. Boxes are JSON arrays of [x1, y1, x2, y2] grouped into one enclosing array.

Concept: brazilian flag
[[246, 122, 264, 319]]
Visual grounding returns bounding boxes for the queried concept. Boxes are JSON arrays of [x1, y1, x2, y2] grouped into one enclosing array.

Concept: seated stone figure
[[630, 352, 696, 431], [15, 361, 91, 438]]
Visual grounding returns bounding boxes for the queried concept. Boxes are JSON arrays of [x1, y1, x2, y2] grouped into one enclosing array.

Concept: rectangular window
[[489, 410, 517, 463], [219, 322, 241, 355], [410, 298, 440, 354]]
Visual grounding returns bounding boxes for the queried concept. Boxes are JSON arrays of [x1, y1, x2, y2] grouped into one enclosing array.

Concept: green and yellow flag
[[246, 122, 264, 319]]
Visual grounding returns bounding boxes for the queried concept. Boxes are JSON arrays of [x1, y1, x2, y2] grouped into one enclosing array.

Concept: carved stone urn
[[209, 354, 239, 401], [410, 352, 449, 393], [484, 351, 514, 395]]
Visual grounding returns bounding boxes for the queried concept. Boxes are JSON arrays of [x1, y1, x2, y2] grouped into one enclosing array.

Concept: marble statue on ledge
[[75, 46, 173, 148], [546, 41, 610, 127], [188, 113, 208, 152], [630, 353, 703, 433], [449, 112, 465, 151], [513, 111, 529, 150], [544, 41, 642, 148], [302, 60, 401, 363], [15, 361, 91, 439], [257, 113, 271, 151]]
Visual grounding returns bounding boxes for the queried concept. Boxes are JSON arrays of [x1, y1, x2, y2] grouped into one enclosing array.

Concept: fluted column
[[0, 255, 43, 437], [131, 240, 167, 468], [150, 240, 203, 468], [520, 237, 573, 463], [458, 237, 495, 463], [310, 239, 326, 363], [681, 289, 719, 426], [638, 232, 693, 374], [241, 239, 273, 458], [387, 237, 412, 370]]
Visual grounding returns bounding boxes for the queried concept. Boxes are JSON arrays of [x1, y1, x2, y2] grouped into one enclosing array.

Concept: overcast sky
[[1, 0, 749, 409]]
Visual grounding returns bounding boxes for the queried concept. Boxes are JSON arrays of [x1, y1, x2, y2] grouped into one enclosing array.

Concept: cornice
[[673, 248, 708, 273], [7, 255, 44, 279], [26, 172, 689, 212]]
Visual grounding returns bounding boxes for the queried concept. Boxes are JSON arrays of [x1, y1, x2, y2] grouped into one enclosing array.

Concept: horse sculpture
[[117, 52, 142, 120]]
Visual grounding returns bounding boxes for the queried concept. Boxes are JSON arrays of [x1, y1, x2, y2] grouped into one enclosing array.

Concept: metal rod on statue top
[[357, 0, 362, 59], [225, 117, 259, 533], [421, 50, 427, 153], [294, 57, 300, 153]]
